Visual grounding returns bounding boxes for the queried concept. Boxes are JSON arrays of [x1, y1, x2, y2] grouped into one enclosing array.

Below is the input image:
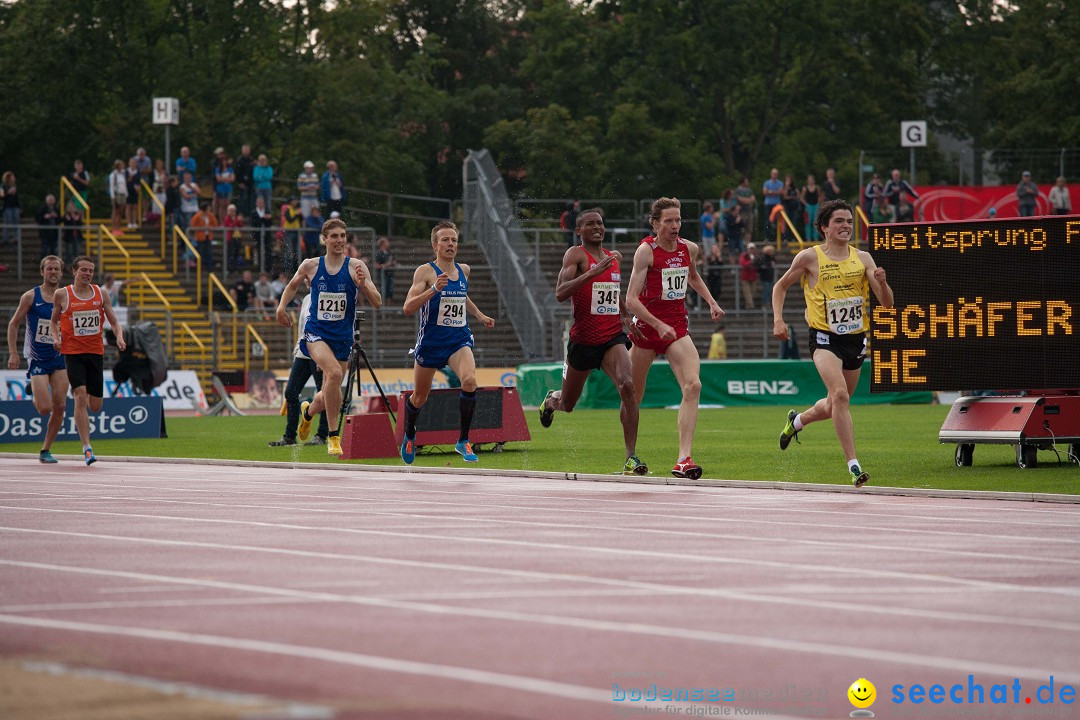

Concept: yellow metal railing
[[244, 324, 269, 370], [129, 273, 173, 359], [140, 179, 167, 258], [208, 273, 239, 356], [178, 321, 207, 365], [97, 225, 131, 281], [774, 207, 807, 252], [59, 175, 90, 221], [854, 206, 871, 248], [172, 226, 201, 305]]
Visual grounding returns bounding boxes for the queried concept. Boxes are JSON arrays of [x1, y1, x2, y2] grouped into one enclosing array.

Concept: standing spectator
[[734, 176, 756, 244], [699, 202, 716, 255], [780, 175, 803, 244], [230, 270, 255, 312], [303, 205, 322, 259], [151, 159, 168, 216], [106, 161, 127, 231], [132, 147, 153, 185], [762, 168, 784, 238], [1, 171, 22, 249], [703, 241, 725, 305], [100, 273, 123, 308], [297, 161, 319, 218], [62, 200, 85, 266], [800, 174, 821, 242], [823, 167, 841, 202], [252, 271, 275, 319], [250, 195, 273, 269], [164, 176, 180, 232], [282, 198, 303, 271], [189, 201, 218, 271], [862, 173, 883, 218], [320, 160, 346, 215], [755, 244, 776, 311], [234, 144, 255, 217], [882, 169, 920, 211], [212, 150, 234, 221], [223, 204, 245, 269], [175, 146, 196, 180], [373, 236, 398, 304], [35, 194, 61, 259], [560, 200, 580, 246], [895, 192, 916, 222], [125, 157, 141, 228], [1048, 176, 1072, 215], [178, 171, 200, 233], [739, 243, 758, 310], [69, 160, 91, 204], [720, 188, 743, 255], [1016, 171, 1039, 217], [253, 154, 274, 211]]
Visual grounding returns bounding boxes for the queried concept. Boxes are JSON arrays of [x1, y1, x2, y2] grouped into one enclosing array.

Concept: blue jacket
[[320, 171, 346, 203]]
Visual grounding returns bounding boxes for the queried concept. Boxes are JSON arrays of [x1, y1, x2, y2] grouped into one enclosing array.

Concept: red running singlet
[[638, 236, 692, 328], [570, 248, 623, 345]]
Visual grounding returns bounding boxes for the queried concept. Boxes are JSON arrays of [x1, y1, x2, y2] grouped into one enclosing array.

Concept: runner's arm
[[100, 290, 126, 351], [859, 251, 894, 308], [402, 264, 439, 316], [6, 291, 33, 368], [771, 248, 813, 339], [351, 258, 382, 309], [465, 297, 495, 328], [276, 259, 316, 326], [623, 242, 666, 332], [49, 288, 67, 346]]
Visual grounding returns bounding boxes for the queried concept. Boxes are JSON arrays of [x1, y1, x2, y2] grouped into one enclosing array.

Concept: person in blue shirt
[[6, 256, 69, 463], [175, 146, 196, 179], [275, 218, 382, 456], [320, 161, 346, 216], [399, 221, 495, 465]]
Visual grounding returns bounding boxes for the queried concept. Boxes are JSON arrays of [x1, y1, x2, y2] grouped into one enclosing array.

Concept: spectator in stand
[[100, 273, 123, 309], [297, 161, 319, 218], [70, 160, 91, 204], [707, 323, 727, 360], [755, 243, 776, 311], [882, 169, 920, 212], [303, 204, 322, 259], [1016, 171, 1039, 217], [230, 270, 255, 312], [895, 192, 915, 222], [35, 194, 61, 259], [862, 173, 883, 218], [282, 197, 303, 271], [720, 188, 743, 255], [762, 168, 784, 239], [823, 167, 841, 202], [739, 242, 759, 310], [175, 146, 196, 180], [190, 201, 218, 271], [1049, 176, 1072, 215], [1, 171, 22, 249], [734, 176, 756, 244], [253, 154, 274, 211], [212, 149, 234, 222], [345, 231, 362, 260], [234, 144, 255, 217], [704, 241, 725, 305], [699, 202, 716, 255], [871, 196, 896, 224], [373, 236, 398, 305], [321, 160, 346, 215], [561, 200, 580, 246], [151, 159, 168, 216], [800, 174, 821, 242], [253, 271, 275, 319], [223, 203, 245, 269], [62, 201, 84, 266], [178, 171, 200, 233], [250, 195, 273, 268], [107, 160, 127, 231], [165, 176, 180, 232], [125, 157, 141, 228], [132, 147, 153, 185], [780, 175, 803, 244], [271, 270, 288, 300]]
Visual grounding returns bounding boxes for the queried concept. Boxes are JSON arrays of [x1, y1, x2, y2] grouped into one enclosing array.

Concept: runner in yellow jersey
[[770, 200, 894, 487]]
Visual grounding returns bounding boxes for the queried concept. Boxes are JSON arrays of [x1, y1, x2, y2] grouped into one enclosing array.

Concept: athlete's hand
[[432, 273, 450, 291], [276, 306, 293, 328], [626, 318, 645, 341], [588, 254, 615, 276], [7, 353, 19, 370], [479, 314, 495, 328], [354, 263, 367, 285], [117, 337, 127, 352], [773, 319, 789, 340], [873, 267, 887, 284], [656, 322, 676, 342], [710, 304, 725, 323]]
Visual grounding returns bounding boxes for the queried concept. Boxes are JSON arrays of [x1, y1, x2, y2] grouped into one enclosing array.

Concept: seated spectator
[[871, 200, 895, 224], [230, 270, 255, 312], [253, 271, 275, 319], [271, 271, 288, 300], [895, 192, 915, 222]]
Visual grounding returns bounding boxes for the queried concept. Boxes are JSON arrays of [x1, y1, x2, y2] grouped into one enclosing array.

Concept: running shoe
[[39, 450, 58, 464], [401, 434, 416, 464], [455, 440, 478, 463], [671, 457, 702, 480], [297, 400, 313, 441], [779, 409, 800, 450], [850, 465, 870, 488], [539, 390, 556, 428], [84, 448, 97, 466], [623, 455, 648, 476], [304, 436, 326, 446], [267, 437, 296, 447], [327, 436, 342, 456]]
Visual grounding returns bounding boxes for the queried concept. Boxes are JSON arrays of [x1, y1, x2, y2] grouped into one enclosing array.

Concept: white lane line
[[2, 527, 1079, 634], [1, 562, 1077, 686], [6, 489, 1077, 567], [18, 660, 334, 719], [0, 597, 328, 613], [3, 506, 1079, 599]]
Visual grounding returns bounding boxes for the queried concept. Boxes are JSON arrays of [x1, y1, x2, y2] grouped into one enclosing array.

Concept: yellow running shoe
[[327, 435, 342, 456], [297, 400, 313, 441]]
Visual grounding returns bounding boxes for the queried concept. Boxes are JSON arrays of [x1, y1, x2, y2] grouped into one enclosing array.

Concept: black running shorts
[[808, 329, 866, 371], [65, 353, 105, 396], [566, 332, 631, 372]]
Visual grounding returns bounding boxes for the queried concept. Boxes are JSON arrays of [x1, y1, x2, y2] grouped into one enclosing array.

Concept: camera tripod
[[337, 308, 397, 436]]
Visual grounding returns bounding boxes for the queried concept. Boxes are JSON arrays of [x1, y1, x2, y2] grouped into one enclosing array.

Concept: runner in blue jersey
[[6, 255, 68, 463], [276, 218, 382, 456], [400, 221, 495, 465]]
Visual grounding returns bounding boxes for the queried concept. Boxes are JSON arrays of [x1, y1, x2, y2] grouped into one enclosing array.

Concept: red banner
[[910, 184, 1078, 221]]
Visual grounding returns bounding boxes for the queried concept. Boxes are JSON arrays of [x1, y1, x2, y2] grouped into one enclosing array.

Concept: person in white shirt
[[1048, 176, 1072, 215]]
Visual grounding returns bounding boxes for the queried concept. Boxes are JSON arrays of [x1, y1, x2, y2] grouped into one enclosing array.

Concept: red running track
[[1, 457, 1079, 719]]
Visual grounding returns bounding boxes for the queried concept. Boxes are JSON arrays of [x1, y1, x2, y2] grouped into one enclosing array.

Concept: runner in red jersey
[[625, 198, 724, 480], [538, 209, 647, 475]]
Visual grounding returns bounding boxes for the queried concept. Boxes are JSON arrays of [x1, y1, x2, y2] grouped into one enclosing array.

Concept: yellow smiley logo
[[848, 678, 876, 709]]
